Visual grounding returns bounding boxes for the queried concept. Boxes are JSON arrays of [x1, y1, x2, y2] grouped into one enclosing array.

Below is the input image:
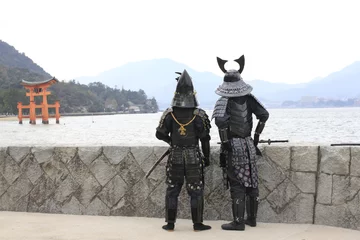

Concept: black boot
[[163, 196, 177, 231], [221, 197, 246, 231], [191, 196, 211, 231], [245, 196, 258, 227], [162, 222, 175, 231]]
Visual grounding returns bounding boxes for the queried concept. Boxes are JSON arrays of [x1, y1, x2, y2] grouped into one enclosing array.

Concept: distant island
[[281, 96, 360, 108], [0, 40, 159, 115]]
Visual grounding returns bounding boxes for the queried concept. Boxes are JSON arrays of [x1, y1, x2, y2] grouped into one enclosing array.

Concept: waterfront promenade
[[0, 211, 359, 240]]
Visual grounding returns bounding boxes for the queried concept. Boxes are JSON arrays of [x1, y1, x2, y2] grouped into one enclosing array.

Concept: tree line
[[0, 68, 159, 115]]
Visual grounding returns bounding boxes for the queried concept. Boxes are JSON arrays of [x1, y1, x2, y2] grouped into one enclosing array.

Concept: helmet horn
[[216, 57, 228, 73], [234, 55, 245, 74]]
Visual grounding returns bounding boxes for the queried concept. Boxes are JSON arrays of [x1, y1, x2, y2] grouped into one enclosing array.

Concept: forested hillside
[[0, 40, 158, 114]]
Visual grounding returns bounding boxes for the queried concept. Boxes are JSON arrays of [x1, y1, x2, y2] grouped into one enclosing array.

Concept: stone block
[[54, 147, 77, 164], [350, 147, 360, 176], [206, 183, 229, 214], [291, 146, 318, 172], [66, 155, 90, 184], [210, 146, 220, 166], [131, 147, 154, 166], [36, 197, 62, 214], [8, 147, 30, 164], [61, 196, 85, 215], [110, 197, 136, 216], [290, 171, 316, 193], [0, 152, 21, 185], [257, 199, 280, 223], [320, 146, 350, 175], [31, 147, 54, 163], [332, 175, 360, 205], [0, 147, 6, 159], [153, 146, 169, 160], [0, 192, 13, 211], [98, 175, 127, 208], [20, 154, 43, 184], [29, 175, 56, 207], [6, 173, 33, 202], [89, 155, 117, 186], [264, 146, 291, 171], [85, 197, 110, 216], [280, 193, 314, 223], [177, 187, 191, 220], [147, 180, 166, 209], [315, 203, 358, 230], [258, 180, 270, 200], [219, 201, 232, 221], [347, 191, 360, 230], [266, 179, 301, 214], [41, 158, 69, 187], [117, 152, 144, 186], [103, 146, 130, 165], [127, 178, 153, 209], [146, 159, 166, 187], [203, 198, 221, 220], [258, 156, 287, 191], [0, 192, 28, 212], [54, 175, 79, 203], [77, 147, 102, 166], [0, 173, 9, 197], [74, 173, 101, 207], [316, 173, 332, 204]]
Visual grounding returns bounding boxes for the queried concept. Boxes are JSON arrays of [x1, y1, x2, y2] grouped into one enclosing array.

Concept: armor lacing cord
[[171, 112, 196, 136]]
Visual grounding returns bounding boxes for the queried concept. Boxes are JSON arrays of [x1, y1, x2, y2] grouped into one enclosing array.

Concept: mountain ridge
[[75, 58, 360, 109]]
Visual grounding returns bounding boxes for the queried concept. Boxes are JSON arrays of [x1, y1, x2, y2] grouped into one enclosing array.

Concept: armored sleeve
[[193, 108, 211, 141], [213, 98, 231, 143], [248, 94, 269, 123], [213, 97, 230, 128], [194, 108, 211, 161], [155, 108, 173, 144]]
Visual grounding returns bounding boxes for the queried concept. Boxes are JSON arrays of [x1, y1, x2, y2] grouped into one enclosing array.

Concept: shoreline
[[0, 111, 159, 121]]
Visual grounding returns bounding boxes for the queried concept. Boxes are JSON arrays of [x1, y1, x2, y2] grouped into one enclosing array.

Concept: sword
[[216, 139, 289, 145], [145, 149, 170, 178], [331, 143, 360, 146], [258, 139, 289, 145]]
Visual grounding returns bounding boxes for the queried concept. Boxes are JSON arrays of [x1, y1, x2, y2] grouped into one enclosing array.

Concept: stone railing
[[0, 146, 359, 230]]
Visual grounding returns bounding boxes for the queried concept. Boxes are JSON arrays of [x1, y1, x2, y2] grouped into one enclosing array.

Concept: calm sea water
[[0, 108, 359, 147]]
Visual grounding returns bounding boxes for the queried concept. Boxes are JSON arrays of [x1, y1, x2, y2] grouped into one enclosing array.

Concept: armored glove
[[253, 133, 260, 146], [219, 152, 226, 168], [221, 141, 232, 152], [203, 157, 210, 167]]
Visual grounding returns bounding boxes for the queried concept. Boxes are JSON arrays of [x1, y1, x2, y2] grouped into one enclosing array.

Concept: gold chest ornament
[[170, 112, 196, 136]]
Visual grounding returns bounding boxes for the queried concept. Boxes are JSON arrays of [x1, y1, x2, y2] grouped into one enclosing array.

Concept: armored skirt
[[225, 137, 258, 189], [166, 145, 204, 192]]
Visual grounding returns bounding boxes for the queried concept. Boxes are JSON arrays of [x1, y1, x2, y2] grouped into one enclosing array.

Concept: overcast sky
[[1, 0, 360, 84]]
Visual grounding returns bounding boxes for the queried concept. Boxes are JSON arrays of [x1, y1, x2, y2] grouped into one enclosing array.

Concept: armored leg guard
[[191, 196, 211, 231], [245, 196, 258, 227], [163, 196, 178, 231], [221, 196, 246, 231]]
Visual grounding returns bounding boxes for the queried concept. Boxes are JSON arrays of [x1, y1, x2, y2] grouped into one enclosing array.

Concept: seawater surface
[[0, 107, 359, 147]]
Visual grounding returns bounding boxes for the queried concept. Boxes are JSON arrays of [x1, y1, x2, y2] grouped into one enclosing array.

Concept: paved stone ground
[[0, 211, 359, 240]]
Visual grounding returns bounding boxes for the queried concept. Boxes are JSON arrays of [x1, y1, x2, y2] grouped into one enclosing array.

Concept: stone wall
[[0, 146, 359, 230]]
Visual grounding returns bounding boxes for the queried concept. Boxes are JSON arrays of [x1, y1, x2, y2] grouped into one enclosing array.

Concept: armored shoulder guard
[[158, 107, 173, 128], [194, 108, 211, 131], [211, 97, 229, 119], [249, 94, 266, 109]]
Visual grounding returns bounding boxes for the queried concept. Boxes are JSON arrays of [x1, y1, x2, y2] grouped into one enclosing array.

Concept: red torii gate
[[17, 77, 60, 124]]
